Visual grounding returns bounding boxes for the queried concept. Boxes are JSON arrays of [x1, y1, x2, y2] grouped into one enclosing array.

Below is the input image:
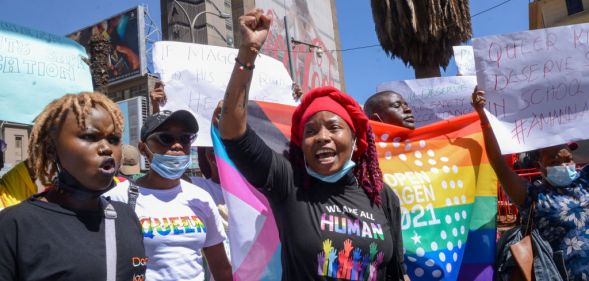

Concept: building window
[[15, 135, 22, 148], [566, 0, 584, 15], [14, 135, 24, 161]]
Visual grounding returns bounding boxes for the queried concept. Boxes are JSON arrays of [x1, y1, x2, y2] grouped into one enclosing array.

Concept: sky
[[336, 0, 529, 102], [0, 0, 529, 103]]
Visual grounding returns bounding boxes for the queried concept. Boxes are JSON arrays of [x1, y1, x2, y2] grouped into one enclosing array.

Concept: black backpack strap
[[127, 181, 140, 210]]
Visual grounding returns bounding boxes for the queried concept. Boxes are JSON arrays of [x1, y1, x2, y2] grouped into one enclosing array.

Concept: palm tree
[[371, 0, 472, 78], [88, 34, 111, 93]]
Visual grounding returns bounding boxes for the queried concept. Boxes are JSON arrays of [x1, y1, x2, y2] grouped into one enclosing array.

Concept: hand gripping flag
[[212, 101, 497, 281]]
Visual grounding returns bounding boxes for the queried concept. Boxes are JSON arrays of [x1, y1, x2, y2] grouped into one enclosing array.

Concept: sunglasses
[[147, 131, 197, 147]]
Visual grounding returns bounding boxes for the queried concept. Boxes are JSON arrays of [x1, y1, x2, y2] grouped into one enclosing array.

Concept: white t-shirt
[[190, 176, 231, 265], [190, 177, 225, 206], [105, 179, 226, 281]]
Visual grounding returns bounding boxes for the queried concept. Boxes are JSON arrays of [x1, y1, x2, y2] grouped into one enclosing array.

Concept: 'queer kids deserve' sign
[[473, 22, 589, 154], [377, 76, 477, 127], [153, 41, 295, 146], [0, 21, 93, 124]]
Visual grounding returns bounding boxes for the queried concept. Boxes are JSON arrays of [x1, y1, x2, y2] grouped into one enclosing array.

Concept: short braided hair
[[28, 92, 124, 186]]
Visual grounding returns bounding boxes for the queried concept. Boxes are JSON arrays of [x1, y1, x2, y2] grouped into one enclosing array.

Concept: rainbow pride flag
[[371, 114, 498, 280], [212, 101, 497, 280]]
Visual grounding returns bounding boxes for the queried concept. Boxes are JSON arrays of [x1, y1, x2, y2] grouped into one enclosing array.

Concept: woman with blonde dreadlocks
[[0, 92, 147, 280]]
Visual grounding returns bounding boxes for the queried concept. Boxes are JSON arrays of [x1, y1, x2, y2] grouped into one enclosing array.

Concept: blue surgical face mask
[[146, 146, 192, 180], [306, 160, 355, 183], [305, 140, 356, 183], [545, 164, 579, 187]]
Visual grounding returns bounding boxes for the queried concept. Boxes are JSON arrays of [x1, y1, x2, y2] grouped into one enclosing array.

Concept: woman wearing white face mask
[[472, 88, 589, 280], [105, 110, 232, 281]]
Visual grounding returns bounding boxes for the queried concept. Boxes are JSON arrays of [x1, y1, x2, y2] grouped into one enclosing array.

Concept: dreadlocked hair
[[288, 125, 384, 206], [353, 125, 383, 206], [28, 92, 124, 186]]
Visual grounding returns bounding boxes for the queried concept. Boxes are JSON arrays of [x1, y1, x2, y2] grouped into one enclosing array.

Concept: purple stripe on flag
[[457, 264, 494, 281], [461, 228, 497, 264]]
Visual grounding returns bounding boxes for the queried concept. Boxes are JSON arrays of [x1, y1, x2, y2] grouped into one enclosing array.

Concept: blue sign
[[0, 21, 93, 124]]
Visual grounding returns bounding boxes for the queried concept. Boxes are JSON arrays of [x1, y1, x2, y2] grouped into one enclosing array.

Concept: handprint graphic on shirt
[[331, 258, 339, 278], [328, 248, 337, 277], [317, 252, 325, 275], [351, 248, 362, 280], [323, 240, 334, 275], [316, 240, 383, 280], [361, 253, 371, 280], [375, 252, 384, 266], [345, 257, 353, 279], [323, 239, 333, 256], [369, 242, 378, 261], [343, 239, 353, 256], [337, 249, 347, 278], [368, 261, 378, 281]]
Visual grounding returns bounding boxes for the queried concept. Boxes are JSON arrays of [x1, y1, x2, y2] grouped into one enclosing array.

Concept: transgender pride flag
[[211, 101, 294, 280], [212, 126, 282, 280], [212, 101, 497, 280]]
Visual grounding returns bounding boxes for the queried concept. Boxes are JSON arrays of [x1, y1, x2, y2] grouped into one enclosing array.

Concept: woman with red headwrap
[[218, 9, 406, 281]]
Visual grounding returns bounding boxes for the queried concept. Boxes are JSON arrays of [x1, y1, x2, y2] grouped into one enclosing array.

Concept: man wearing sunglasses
[[106, 110, 232, 281]]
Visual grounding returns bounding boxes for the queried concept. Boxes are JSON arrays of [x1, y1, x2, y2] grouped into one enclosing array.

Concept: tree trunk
[[88, 35, 111, 94], [414, 64, 441, 79]]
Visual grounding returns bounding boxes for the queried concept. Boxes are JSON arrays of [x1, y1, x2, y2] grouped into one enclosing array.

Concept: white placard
[[453, 45, 476, 76], [376, 76, 477, 127], [153, 41, 295, 146], [473, 23, 589, 154]]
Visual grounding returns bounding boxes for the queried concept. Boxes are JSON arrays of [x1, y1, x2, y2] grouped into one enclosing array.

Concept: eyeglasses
[[147, 131, 197, 147]]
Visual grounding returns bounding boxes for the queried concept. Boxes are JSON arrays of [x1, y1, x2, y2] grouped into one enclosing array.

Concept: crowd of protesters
[[0, 7, 588, 281]]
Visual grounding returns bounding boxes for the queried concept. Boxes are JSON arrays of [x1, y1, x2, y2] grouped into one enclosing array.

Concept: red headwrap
[[291, 86, 369, 159]]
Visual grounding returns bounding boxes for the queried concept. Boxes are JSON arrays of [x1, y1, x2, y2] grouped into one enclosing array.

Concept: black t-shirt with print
[[224, 127, 405, 281], [0, 195, 147, 281]]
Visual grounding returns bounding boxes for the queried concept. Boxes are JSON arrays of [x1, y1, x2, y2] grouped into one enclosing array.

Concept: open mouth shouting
[[315, 148, 337, 165], [98, 157, 117, 177]]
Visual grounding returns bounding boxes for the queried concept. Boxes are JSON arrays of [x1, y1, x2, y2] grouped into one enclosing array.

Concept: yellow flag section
[[371, 112, 498, 281]]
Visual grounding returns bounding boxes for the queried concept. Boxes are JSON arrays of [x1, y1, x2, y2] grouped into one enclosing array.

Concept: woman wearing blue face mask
[[105, 110, 232, 281], [472, 88, 589, 280], [217, 9, 407, 281]]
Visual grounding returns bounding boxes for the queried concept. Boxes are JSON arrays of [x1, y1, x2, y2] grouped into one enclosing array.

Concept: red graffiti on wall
[[262, 9, 340, 92]]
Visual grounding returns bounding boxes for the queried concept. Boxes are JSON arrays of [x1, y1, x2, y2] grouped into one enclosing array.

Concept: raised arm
[[150, 81, 166, 114], [472, 88, 528, 206], [219, 9, 271, 140]]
